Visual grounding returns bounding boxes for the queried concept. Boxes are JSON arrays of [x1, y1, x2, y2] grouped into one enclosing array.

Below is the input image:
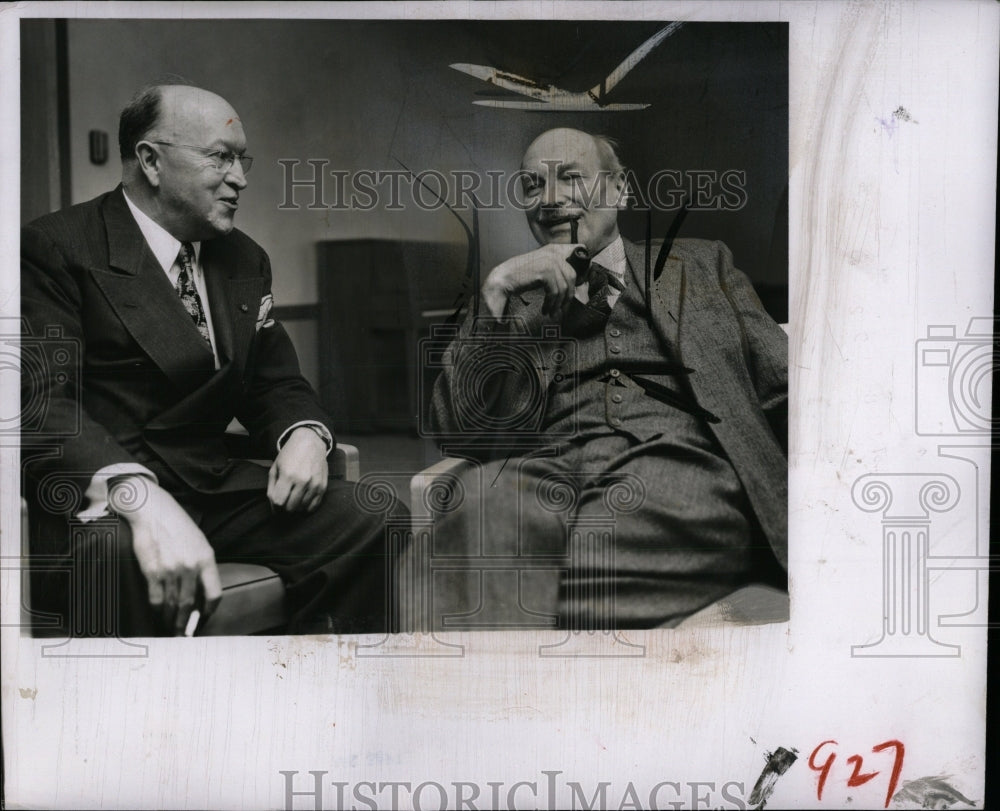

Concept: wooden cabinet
[[316, 239, 468, 433]]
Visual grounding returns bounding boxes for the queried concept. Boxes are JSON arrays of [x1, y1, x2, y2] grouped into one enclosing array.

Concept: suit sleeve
[[21, 224, 145, 482], [234, 249, 336, 455], [713, 240, 788, 453]]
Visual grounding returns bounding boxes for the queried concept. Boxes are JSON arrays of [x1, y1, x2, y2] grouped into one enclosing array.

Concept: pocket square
[[256, 294, 275, 331]]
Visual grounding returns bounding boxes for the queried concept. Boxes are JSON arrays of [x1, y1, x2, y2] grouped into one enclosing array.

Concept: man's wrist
[[288, 423, 333, 453], [483, 264, 512, 293], [276, 421, 333, 456], [292, 424, 326, 443], [107, 473, 158, 516]]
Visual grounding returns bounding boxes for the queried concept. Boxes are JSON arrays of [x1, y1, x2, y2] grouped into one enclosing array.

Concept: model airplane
[[450, 22, 685, 111]]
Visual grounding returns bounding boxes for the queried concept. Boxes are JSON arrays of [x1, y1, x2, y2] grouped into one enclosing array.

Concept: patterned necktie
[[561, 262, 627, 337], [176, 242, 211, 346], [584, 262, 626, 315]]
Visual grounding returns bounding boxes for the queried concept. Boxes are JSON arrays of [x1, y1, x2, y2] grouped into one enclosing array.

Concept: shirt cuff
[[277, 421, 334, 456], [78, 464, 159, 522]]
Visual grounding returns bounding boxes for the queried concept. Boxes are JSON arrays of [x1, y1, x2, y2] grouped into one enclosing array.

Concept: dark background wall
[[23, 19, 787, 387]]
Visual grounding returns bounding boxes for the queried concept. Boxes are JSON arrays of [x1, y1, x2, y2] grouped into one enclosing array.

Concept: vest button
[[610, 417, 622, 426], [609, 328, 621, 337], [611, 394, 623, 403], [609, 368, 620, 378], [609, 345, 621, 354]]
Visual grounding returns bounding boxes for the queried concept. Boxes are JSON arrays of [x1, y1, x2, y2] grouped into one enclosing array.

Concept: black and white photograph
[[17, 16, 788, 640], [1, 2, 993, 809]]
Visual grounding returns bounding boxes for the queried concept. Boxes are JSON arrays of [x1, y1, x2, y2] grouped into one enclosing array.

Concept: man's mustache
[[534, 208, 583, 226]]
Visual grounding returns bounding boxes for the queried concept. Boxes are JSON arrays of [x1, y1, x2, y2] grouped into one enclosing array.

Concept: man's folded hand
[[482, 243, 587, 318], [267, 426, 329, 513]]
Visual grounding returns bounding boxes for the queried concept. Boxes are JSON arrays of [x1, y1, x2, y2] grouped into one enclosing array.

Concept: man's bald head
[[119, 82, 249, 241], [522, 128, 625, 175], [119, 83, 241, 164], [520, 128, 627, 254]]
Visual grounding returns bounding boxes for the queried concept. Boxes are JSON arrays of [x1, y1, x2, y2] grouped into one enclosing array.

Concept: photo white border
[[1, 2, 993, 809]]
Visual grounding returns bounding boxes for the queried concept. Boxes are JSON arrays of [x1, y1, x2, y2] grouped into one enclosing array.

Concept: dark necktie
[[584, 262, 626, 315], [176, 242, 211, 346], [562, 262, 626, 337]]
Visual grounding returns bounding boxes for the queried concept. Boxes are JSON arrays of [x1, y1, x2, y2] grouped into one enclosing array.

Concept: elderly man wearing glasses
[[21, 81, 404, 637]]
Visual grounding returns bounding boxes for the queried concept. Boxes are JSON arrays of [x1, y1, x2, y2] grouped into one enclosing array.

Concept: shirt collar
[[591, 235, 627, 277], [122, 189, 201, 272]]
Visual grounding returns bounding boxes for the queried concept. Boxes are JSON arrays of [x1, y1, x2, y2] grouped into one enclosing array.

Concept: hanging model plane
[[450, 21, 685, 111]]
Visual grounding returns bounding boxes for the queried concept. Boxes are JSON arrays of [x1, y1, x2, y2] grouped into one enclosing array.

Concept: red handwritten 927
[[808, 739, 904, 808]]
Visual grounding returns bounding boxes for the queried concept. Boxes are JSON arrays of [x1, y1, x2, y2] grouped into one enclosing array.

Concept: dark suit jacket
[[429, 237, 788, 568], [21, 186, 332, 542]]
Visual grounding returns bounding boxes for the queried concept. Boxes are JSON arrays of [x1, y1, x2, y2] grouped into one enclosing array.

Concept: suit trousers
[[426, 430, 767, 631], [29, 473, 405, 637]]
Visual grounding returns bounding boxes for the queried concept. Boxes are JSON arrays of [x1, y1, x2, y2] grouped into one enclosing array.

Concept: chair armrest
[[20, 498, 31, 628], [200, 564, 287, 636], [333, 444, 359, 483], [674, 584, 789, 628], [20, 497, 29, 546], [410, 457, 474, 520]]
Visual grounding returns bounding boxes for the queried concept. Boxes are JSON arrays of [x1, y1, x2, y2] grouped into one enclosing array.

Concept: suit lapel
[[92, 189, 215, 388], [202, 245, 234, 365], [201, 240, 256, 366], [201, 240, 262, 368], [623, 238, 683, 359]]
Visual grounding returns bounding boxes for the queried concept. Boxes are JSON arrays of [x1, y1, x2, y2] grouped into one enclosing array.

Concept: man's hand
[[481, 243, 587, 318], [109, 476, 222, 636], [267, 426, 329, 513]]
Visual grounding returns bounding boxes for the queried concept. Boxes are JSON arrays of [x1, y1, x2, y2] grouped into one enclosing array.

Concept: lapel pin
[[240, 303, 249, 312]]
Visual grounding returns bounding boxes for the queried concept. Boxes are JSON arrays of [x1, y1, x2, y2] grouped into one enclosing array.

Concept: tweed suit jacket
[[429, 237, 788, 568], [21, 186, 332, 538]]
